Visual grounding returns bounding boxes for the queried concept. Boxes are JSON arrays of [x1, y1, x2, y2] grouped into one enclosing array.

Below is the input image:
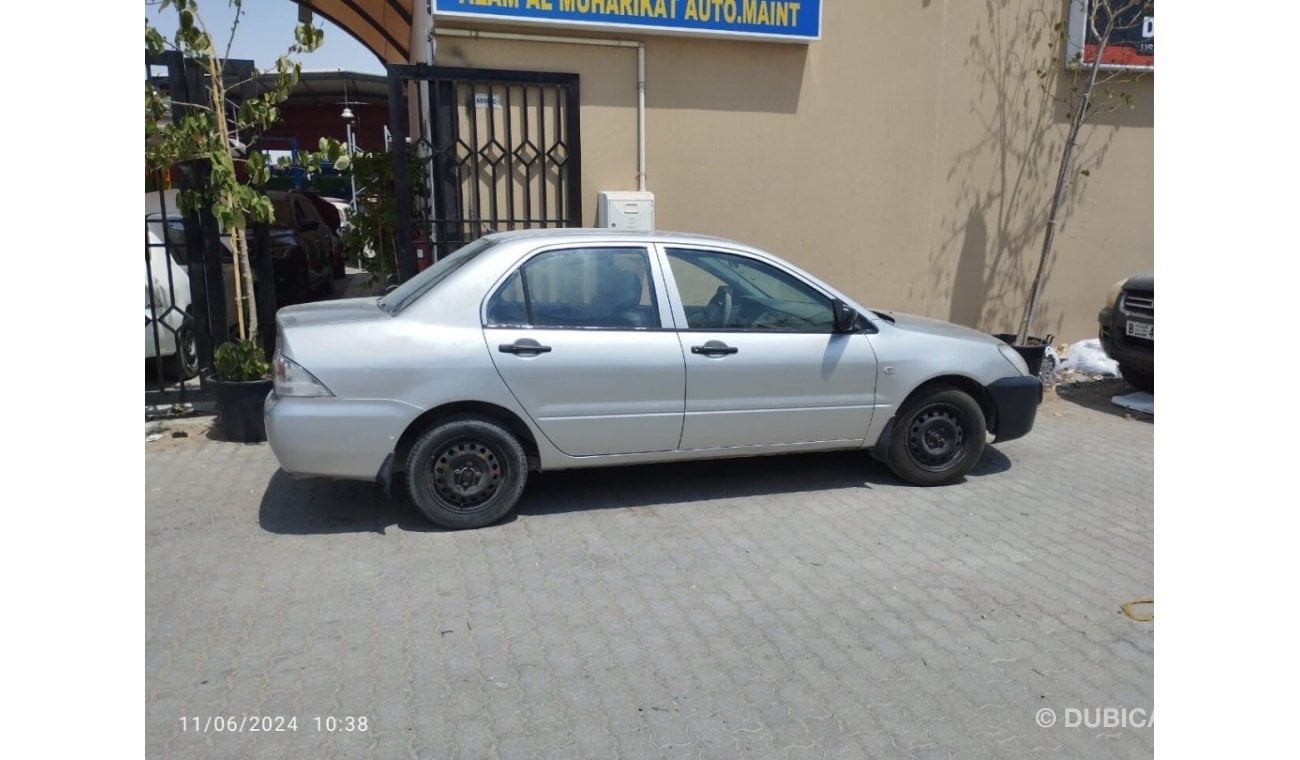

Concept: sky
[[147, 0, 386, 75]]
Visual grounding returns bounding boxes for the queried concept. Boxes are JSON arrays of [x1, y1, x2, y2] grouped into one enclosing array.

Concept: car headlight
[[998, 343, 1029, 375], [1104, 278, 1127, 308], [273, 353, 334, 397]]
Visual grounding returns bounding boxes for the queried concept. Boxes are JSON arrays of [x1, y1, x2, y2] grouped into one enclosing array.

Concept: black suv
[[1098, 273, 1153, 392], [268, 190, 343, 305]]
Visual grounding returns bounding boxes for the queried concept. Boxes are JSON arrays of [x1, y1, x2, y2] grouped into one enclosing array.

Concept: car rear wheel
[[406, 416, 528, 530], [887, 386, 986, 485]]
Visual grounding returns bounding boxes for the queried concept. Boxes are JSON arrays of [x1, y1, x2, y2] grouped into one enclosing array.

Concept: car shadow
[[519, 451, 875, 519], [259, 445, 1015, 534], [1054, 378, 1154, 423], [258, 472, 441, 535]]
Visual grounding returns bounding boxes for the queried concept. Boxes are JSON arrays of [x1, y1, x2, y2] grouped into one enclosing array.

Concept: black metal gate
[[145, 51, 275, 417], [386, 65, 582, 280], [146, 51, 225, 414]]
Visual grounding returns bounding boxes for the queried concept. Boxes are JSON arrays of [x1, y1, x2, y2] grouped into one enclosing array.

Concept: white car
[[266, 229, 1042, 530], [322, 197, 352, 234], [145, 215, 198, 378], [144, 191, 243, 378]]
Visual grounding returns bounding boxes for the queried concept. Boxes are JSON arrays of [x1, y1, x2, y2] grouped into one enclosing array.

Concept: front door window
[[667, 248, 833, 332]]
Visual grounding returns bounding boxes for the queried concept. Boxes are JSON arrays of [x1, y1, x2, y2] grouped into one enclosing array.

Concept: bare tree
[[1017, 0, 1151, 343]]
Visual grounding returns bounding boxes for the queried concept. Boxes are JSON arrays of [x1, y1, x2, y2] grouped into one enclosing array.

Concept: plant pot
[[993, 333, 1052, 378], [208, 376, 273, 442]]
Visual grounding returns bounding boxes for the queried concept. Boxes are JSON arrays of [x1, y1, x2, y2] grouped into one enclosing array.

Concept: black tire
[[887, 386, 986, 485], [332, 251, 346, 280], [169, 324, 199, 380], [406, 416, 528, 529], [1119, 363, 1154, 393]]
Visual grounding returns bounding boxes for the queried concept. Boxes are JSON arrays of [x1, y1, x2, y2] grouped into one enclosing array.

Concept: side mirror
[[832, 299, 859, 333]]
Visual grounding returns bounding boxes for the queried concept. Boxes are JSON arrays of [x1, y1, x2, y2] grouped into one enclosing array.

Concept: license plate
[[1126, 320, 1153, 340]]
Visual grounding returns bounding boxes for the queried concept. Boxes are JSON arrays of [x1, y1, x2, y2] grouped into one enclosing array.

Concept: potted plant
[[209, 338, 272, 442]]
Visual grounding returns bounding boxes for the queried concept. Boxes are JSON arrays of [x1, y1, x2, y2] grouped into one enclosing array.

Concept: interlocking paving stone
[[147, 389, 1152, 758]]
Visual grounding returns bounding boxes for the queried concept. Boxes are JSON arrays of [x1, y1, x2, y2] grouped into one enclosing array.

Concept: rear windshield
[[378, 237, 498, 314]]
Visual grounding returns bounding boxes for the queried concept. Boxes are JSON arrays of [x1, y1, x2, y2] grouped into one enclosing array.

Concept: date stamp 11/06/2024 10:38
[[178, 715, 370, 734]]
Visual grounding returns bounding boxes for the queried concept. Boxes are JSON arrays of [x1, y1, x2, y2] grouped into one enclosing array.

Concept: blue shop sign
[[434, 0, 822, 43]]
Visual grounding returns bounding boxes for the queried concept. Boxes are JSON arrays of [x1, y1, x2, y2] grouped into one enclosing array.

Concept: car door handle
[[499, 340, 552, 355], [691, 342, 739, 356]]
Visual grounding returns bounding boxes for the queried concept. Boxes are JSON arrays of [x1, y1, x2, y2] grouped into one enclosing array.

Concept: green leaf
[[145, 24, 167, 55], [214, 339, 269, 382]]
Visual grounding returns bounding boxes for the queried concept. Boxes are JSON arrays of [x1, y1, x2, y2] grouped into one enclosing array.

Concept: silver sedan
[[266, 230, 1041, 529]]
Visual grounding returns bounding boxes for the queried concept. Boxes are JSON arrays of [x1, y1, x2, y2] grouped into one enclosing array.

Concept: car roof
[[482, 228, 747, 248]]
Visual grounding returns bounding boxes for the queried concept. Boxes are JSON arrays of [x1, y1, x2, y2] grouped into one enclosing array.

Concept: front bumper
[[988, 375, 1041, 443], [1098, 305, 1153, 373]]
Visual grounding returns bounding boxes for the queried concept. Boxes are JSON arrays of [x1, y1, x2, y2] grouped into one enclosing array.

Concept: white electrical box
[[597, 191, 655, 231]]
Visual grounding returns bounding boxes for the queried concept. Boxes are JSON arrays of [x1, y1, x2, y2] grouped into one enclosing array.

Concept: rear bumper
[[264, 393, 420, 480], [988, 376, 1041, 443]]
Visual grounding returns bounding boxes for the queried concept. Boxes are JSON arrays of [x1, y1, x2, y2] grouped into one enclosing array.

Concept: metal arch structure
[[294, 0, 421, 65]]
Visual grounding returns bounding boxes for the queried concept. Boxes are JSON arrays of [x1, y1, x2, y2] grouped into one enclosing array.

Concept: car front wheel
[[169, 324, 199, 380], [406, 416, 529, 530], [1119, 363, 1153, 393], [887, 386, 986, 485]]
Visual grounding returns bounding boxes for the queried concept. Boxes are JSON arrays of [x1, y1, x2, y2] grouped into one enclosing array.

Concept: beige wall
[[433, 0, 1153, 342]]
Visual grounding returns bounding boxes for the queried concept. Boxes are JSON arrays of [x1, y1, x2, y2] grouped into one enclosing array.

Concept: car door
[[292, 194, 328, 279], [484, 245, 686, 457], [662, 245, 878, 450]]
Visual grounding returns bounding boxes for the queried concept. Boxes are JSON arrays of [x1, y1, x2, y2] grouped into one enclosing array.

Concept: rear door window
[[486, 248, 660, 330]]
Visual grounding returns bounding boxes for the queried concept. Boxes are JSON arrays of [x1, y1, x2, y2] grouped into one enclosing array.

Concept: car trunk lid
[[276, 297, 389, 330]]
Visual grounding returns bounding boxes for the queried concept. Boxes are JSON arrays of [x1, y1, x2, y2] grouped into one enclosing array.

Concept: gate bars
[[386, 65, 582, 281]]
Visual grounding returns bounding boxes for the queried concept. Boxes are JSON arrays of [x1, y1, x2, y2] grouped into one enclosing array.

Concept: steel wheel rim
[[906, 405, 967, 472], [180, 329, 198, 373], [429, 438, 503, 511]]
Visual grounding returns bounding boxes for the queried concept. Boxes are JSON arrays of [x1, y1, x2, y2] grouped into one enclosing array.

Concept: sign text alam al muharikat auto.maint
[[436, 0, 822, 42]]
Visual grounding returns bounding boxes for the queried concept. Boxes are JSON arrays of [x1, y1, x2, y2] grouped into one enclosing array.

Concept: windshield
[[378, 237, 498, 314]]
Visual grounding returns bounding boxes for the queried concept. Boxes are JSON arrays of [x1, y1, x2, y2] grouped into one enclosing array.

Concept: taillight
[[273, 352, 334, 397]]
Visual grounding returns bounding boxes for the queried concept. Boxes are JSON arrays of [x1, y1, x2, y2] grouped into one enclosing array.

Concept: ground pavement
[[145, 381, 1153, 759]]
